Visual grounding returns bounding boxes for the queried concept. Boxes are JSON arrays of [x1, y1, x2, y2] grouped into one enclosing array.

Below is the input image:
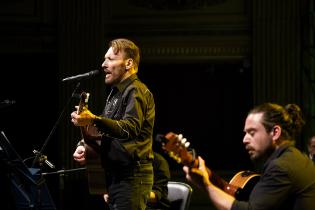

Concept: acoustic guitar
[[77, 92, 107, 195], [157, 132, 260, 201]]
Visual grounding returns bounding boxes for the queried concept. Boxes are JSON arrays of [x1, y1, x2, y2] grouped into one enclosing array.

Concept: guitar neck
[[211, 171, 239, 196], [78, 92, 89, 139]]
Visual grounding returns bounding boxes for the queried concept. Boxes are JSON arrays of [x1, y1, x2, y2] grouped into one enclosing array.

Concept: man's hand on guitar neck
[[183, 156, 212, 191], [71, 106, 97, 126]]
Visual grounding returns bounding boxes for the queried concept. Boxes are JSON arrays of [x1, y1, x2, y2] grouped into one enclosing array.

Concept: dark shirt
[[147, 152, 171, 210], [232, 143, 315, 210], [94, 74, 155, 170]]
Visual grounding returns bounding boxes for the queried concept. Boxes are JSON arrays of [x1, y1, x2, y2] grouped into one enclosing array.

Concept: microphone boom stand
[[31, 82, 81, 168], [30, 81, 82, 210]]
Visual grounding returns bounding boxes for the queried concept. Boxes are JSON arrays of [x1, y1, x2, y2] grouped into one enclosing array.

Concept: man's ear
[[271, 125, 281, 141], [125, 58, 133, 70]]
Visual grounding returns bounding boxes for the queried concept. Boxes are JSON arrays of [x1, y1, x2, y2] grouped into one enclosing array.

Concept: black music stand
[[0, 131, 56, 210]]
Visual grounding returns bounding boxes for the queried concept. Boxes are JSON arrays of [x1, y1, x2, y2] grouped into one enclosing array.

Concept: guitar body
[[78, 92, 107, 195], [229, 170, 260, 201], [158, 132, 260, 201]]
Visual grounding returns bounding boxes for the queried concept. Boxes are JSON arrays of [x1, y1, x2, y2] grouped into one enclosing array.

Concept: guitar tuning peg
[[184, 142, 190, 148], [169, 151, 175, 159], [168, 151, 182, 163], [173, 155, 181, 163], [177, 134, 183, 140], [181, 138, 187, 144]]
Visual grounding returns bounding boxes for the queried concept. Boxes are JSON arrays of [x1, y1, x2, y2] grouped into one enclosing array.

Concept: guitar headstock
[[78, 91, 90, 114], [157, 132, 198, 168]]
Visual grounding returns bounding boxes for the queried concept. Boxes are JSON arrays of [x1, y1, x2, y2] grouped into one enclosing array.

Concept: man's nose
[[243, 134, 249, 143]]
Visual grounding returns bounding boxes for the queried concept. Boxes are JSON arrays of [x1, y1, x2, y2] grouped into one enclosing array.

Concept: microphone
[[62, 69, 100, 82]]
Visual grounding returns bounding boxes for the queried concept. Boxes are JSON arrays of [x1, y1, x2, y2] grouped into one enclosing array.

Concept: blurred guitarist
[[71, 38, 155, 210], [183, 103, 315, 210], [146, 152, 171, 210]]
